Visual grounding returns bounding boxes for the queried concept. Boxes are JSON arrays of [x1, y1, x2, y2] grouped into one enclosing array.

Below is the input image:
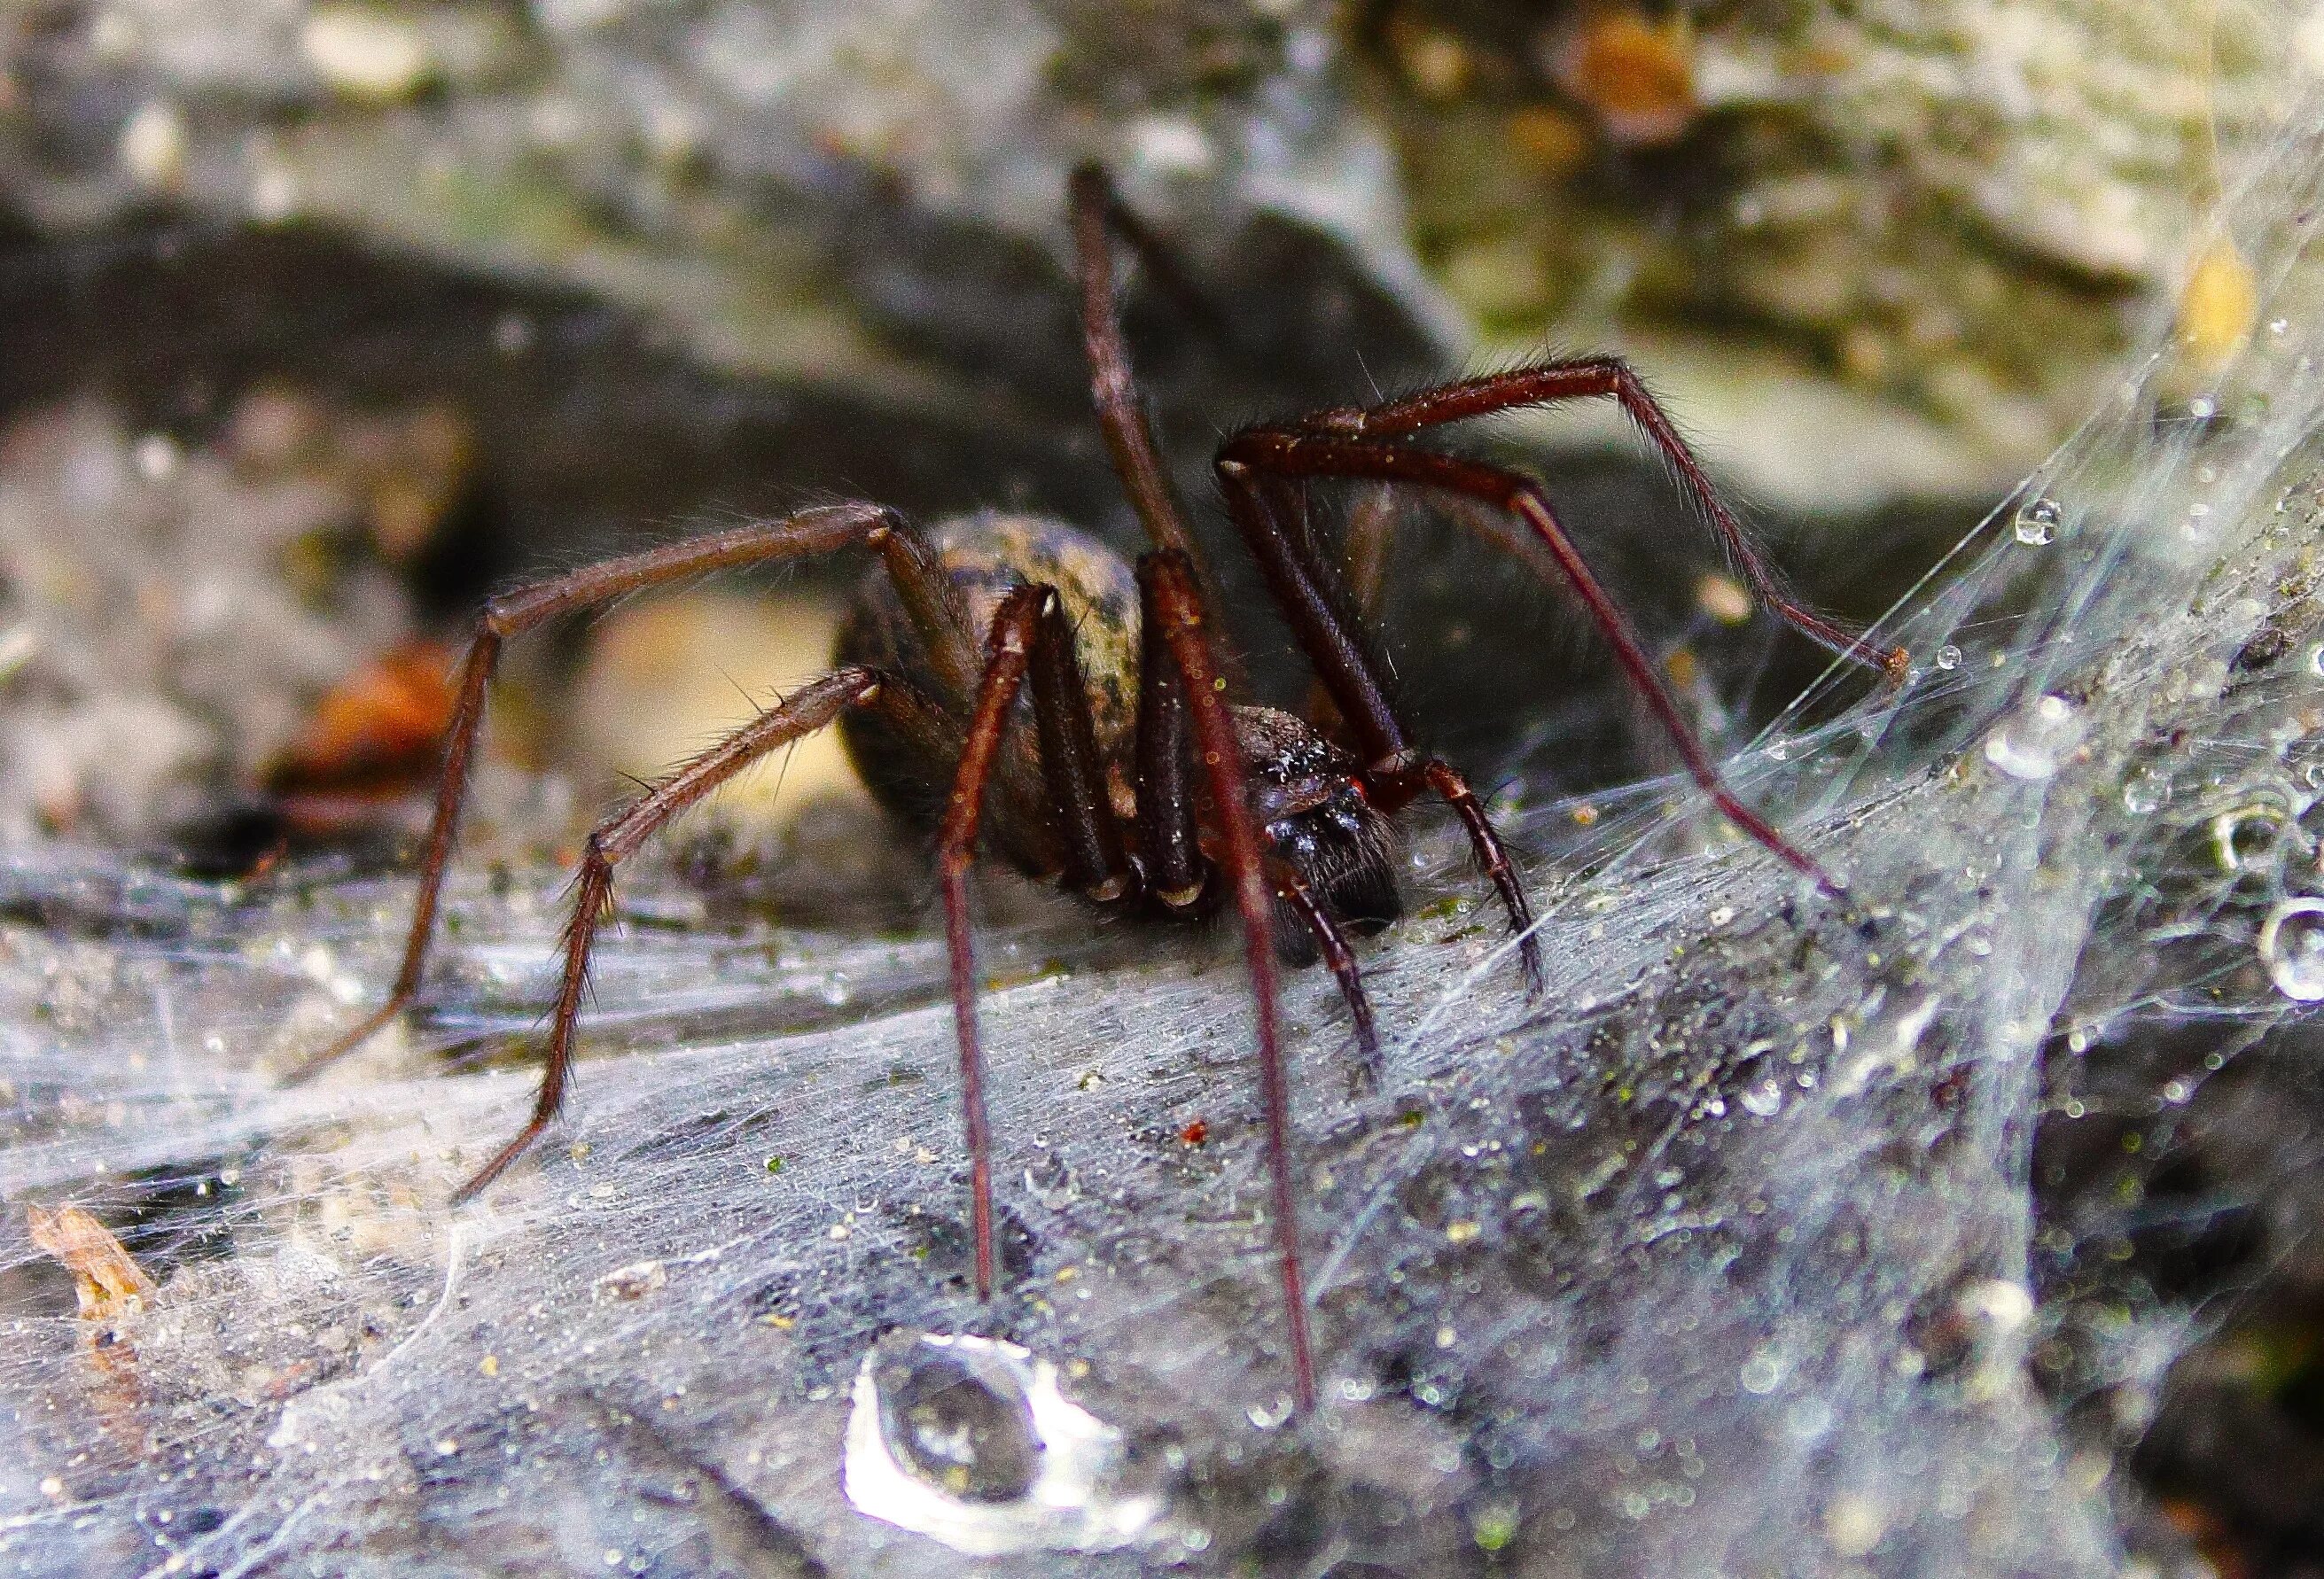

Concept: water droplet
[[1932, 644, 1961, 671], [820, 970, 852, 1006], [1739, 1351, 1784, 1394], [844, 1333, 1162, 1555], [2212, 800, 2289, 873], [2012, 496, 2062, 546], [1981, 694, 2080, 782], [885, 1350, 1040, 1503], [1739, 1079, 1783, 1118], [2121, 767, 2168, 815], [2258, 898, 2324, 1001]]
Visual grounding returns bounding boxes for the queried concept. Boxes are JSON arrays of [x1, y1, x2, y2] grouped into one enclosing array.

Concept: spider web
[[5, 36, 2324, 1579]]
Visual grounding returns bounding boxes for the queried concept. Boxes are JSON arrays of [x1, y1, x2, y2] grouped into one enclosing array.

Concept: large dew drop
[[842, 1331, 1163, 1556]]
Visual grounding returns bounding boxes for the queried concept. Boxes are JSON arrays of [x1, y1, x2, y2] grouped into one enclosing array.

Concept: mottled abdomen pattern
[[835, 511, 1143, 870]]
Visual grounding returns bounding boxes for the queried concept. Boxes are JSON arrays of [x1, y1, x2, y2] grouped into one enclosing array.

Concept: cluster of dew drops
[[1962, 487, 2324, 1006], [2211, 766, 2324, 1005]]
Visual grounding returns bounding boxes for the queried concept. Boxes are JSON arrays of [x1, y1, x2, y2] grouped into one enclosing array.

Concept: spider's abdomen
[[835, 510, 1142, 843]]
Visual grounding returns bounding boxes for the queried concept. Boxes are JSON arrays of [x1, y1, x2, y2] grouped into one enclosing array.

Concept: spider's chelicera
[[300, 166, 1907, 1412]]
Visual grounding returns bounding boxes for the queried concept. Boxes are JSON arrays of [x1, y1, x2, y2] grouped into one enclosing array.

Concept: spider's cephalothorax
[[300, 163, 1907, 1413], [1231, 704, 1401, 964]]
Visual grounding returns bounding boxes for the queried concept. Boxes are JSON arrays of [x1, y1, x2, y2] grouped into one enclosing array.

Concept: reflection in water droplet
[[2013, 496, 2062, 546], [843, 1332, 1162, 1556], [1739, 1080, 1783, 1118], [2211, 801, 2288, 873], [2259, 898, 2324, 1001], [1932, 644, 1961, 671], [885, 1349, 1041, 1503]]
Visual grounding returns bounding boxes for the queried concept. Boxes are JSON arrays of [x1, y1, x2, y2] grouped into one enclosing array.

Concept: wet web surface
[[6, 68, 2324, 1579]]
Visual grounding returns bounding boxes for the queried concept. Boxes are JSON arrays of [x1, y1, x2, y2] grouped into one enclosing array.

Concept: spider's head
[[1233, 706, 1401, 966]]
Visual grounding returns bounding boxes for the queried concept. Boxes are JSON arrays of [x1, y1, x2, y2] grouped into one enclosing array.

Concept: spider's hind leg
[[292, 503, 957, 1083], [453, 665, 926, 1201]]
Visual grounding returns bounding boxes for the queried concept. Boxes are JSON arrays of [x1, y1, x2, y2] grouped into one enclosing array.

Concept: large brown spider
[[301, 167, 1905, 1412]]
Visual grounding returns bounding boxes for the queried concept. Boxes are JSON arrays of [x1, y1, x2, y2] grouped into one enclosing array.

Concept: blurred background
[[3, 0, 2248, 856]]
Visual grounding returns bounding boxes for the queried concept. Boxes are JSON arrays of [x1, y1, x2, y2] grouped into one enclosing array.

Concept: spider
[[300, 166, 1906, 1412]]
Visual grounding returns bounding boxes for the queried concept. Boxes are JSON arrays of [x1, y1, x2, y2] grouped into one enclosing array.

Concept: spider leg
[[1141, 548, 1317, 1413], [934, 584, 1051, 1301], [1267, 858, 1381, 1092], [452, 667, 906, 1201], [1067, 165, 1205, 573], [1275, 358, 1907, 678], [1220, 435, 1844, 898], [1212, 464, 1546, 988], [1026, 586, 1134, 902], [1133, 560, 1206, 909], [290, 503, 959, 1081], [1066, 165, 1249, 696]]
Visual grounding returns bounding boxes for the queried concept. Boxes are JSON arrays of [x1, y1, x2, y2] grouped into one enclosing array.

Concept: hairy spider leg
[[1074, 162, 1381, 1102], [1141, 548, 1318, 1412], [290, 503, 959, 1082], [1220, 432, 1846, 898], [1267, 859, 1381, 1092], [1210, 458, 1546, 991], [935, 584, 1056, 1299], [1068, 165, 1197, 572], [451, 666, 937, 1201], [1122, 550, 1377, 1083], [1282, 359, 1908, 680], [1066, 163, 1247, 696]]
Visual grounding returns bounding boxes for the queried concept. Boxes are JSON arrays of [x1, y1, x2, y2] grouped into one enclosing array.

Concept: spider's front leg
[[1281, 358, 1907, 679], [1216, 433, 1845, 900], [1137, 548, 1319, 1412]]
